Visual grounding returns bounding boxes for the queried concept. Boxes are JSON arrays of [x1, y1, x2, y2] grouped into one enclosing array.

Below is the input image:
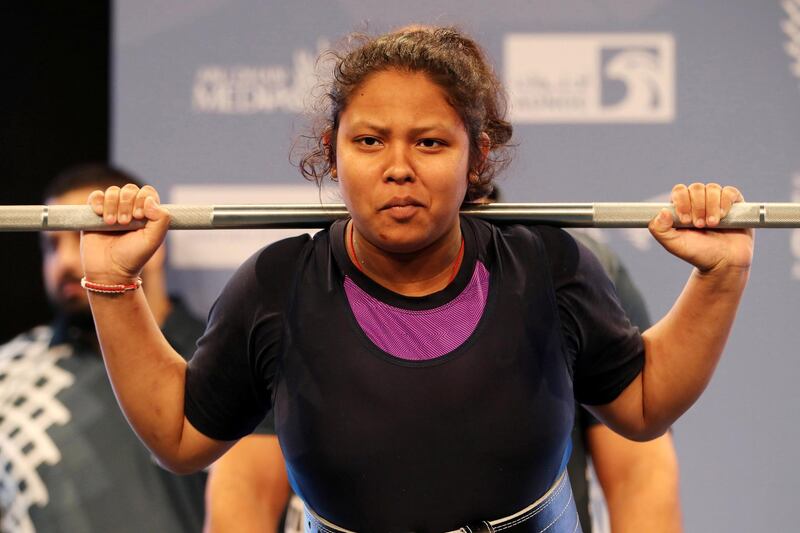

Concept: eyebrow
[[346, 121, 453, 137]]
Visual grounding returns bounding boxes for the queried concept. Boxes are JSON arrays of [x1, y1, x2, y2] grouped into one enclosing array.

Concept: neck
[[348, 220, 464, 296]]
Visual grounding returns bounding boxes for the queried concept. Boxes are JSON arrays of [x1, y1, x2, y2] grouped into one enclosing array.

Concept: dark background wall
[[0, 3, 109, 342]]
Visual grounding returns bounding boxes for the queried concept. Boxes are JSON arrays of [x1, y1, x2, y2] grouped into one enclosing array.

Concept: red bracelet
[[80, 277, 142, 294]]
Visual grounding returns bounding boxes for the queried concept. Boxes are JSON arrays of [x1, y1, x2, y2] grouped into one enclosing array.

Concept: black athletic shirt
[[185, 216, 644, 531]]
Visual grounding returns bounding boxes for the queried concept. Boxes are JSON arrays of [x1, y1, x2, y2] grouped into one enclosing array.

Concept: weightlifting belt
[[302, 469, 582, 533]]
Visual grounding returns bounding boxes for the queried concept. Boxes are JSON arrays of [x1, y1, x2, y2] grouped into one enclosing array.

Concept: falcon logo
[[504, 33, 675, 123], [601, 47, 666, 112]]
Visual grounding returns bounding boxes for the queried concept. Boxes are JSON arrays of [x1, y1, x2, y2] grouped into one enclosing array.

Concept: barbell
[[1, 202, 799, 231]]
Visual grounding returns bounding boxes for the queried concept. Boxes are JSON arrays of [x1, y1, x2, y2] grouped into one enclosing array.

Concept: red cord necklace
[[349, 222, 465, 284]]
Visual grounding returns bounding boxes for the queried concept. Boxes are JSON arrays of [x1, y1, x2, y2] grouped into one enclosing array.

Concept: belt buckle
[[459, 521, 494, 533]]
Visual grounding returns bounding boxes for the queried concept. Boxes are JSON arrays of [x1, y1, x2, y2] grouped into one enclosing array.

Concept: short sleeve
[[184, 235, 310, 441], [538, 227, 645, 406], [250, 409, 277, 435], [566, 230, 652, 332]]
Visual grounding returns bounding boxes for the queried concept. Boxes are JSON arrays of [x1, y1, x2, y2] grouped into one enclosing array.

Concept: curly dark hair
[[297, 25, 513, 201]]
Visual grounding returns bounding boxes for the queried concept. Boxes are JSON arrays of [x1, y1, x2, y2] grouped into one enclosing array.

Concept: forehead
[[46, 186, 97, 206], [41, 186, 96, 249], [341, 69, 462, 127]]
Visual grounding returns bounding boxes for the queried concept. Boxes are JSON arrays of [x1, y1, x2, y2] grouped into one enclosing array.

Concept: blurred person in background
[[0, 163, 284, 533]]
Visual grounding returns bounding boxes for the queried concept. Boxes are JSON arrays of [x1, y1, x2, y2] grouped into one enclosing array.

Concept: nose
[[57, 233, 84, 277], [382, 145, 415, 184]]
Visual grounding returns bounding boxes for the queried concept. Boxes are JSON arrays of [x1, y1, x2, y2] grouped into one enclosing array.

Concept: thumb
[[143, 196, 171, 239], [648, 208, 678, 241]]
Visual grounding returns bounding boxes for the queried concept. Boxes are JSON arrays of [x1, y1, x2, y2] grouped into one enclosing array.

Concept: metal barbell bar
[[1, 202, 799, 231]]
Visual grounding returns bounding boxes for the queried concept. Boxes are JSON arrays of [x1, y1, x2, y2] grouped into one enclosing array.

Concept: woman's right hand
[[81, 184, 171, 284]]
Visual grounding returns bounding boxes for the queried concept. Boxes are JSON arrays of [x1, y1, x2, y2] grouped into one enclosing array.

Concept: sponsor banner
[[168, 183, 337, 269], [504, 33, 675, 123], [192, 41, 328, 115]]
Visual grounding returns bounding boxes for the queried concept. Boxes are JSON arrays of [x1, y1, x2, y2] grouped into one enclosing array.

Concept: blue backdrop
[[113, 1, 800, 530]]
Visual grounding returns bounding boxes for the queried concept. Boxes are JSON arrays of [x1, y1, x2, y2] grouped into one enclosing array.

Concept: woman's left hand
[[649, 183, 754, 274]]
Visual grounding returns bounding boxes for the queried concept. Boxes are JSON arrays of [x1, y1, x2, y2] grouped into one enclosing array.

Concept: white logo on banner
[[168, 183, 338, 269], [192, 41, 328, 114], [504, 33, 675, 123], [783, 0, 800, 89]]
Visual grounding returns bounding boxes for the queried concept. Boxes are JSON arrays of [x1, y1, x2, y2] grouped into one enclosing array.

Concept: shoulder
[[228, 233, 315, 292], [0, 326, 72, 383], [512, 225, 611, 289], [251, 232, 315, 271], [466, 217, 578, 255], [566, 230, 621, 280], [209, 233, 316, 322], [464, 217, 583, 278], [0, 325, 54, 360], [511, 224, 581, 276]]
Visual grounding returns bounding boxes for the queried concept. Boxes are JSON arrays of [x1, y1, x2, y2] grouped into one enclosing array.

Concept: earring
[[330, 167, 338, 181]]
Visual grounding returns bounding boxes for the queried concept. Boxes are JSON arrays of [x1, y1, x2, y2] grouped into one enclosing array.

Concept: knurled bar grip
[[1, 202, 798, 231]]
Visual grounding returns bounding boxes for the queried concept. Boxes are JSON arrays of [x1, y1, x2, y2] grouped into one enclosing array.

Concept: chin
[[58, 297, 91, 316], [376, 233, 436, 255]]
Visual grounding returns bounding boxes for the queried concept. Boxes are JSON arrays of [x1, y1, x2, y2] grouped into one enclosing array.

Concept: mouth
[[380, 196, 425, 210], [58, 279, 86, 300], [380, 197, 425, 220]]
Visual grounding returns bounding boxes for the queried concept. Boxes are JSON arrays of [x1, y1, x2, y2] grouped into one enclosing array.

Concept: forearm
[[606, 476, 682, 533], [640, 265, 749, 432], [82, 188, 231, 470], [589, 427, 683, 532], [88, 289, 210, 472], [594, 264, 749, 439]]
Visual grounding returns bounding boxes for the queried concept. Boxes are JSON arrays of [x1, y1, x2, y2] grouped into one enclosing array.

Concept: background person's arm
[[203, 435, 291, 533], [587, 425, 683, 532]]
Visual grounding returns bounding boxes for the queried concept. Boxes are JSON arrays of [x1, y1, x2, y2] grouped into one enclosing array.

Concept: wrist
[[81, 276, 143, 294], [692, 263, 750, 290], [82, 269, 142, 286]]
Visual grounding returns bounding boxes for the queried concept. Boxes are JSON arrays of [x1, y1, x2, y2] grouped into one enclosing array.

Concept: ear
[[322, 130, 337, 178], [468, 132, 491, 184], [478, 132, 490, 165]]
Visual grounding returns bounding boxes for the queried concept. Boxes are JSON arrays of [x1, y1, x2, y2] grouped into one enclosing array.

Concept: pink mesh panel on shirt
[[343, 261, 490, 360]]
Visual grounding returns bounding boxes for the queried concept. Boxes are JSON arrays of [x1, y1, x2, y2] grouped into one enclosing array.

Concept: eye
[[355, 136, 382, 147], [417, 138, 445, 149], [40, 234, 58, 254]]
